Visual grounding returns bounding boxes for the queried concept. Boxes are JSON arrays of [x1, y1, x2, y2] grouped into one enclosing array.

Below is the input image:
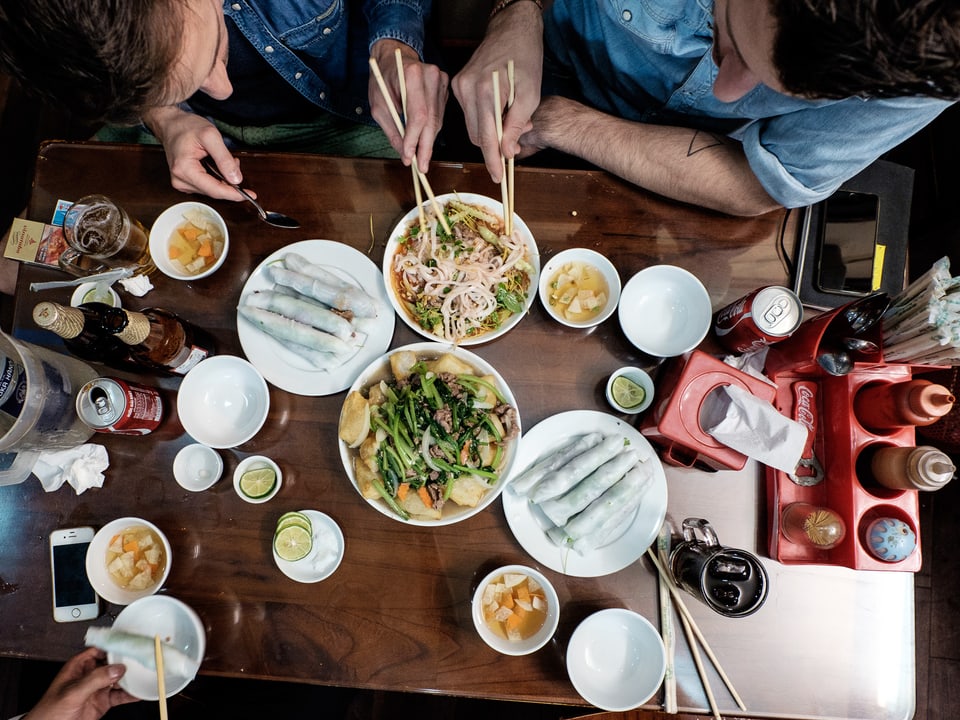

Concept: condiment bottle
[[33, 301, 132, 367], [869, 445, 956, 491], [780, 502, 846, 549], [854, 378, 954, 430], [114, 308, 215, 375]]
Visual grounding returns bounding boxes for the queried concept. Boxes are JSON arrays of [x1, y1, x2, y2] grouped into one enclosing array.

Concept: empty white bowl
[[177, 355, 269, 449], [108, 595, 205, 700], [173, 443, 223, 492], [85, 517, 172, 606], [233, 455, 282, 504], [539, 248, 621, 328], [472, 564, 560, 656], [149, 201, 229, 280], [605, 367, 655, 415], [566, 608, 666, 711], [618, 265, 711, 356]]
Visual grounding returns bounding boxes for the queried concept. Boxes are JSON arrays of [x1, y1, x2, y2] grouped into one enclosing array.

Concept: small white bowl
[[539, 248, 621, 328], [233, 455, 282, 504], [173, 443, 223, 492], [472, 564, 560, 656], [566, 608, 666, 711], [177, 356, 269, 449], [85, 517, 172, 606], [108, 595, 205, 700], [70, 282, 121, 308], [618, 265, 711, 357], [149, 201, 229, 280], [605, 367, 655, 415]]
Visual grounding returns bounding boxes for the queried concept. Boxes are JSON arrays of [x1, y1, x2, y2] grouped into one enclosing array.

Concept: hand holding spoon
[[201, 157, 300, 229]]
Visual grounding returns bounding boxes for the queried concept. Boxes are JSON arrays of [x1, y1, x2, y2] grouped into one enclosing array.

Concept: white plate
[[273, 510, 344, 583], [237, 240, 395, 396], [382, 192, 540, 345], [502, 410, 667, 577]]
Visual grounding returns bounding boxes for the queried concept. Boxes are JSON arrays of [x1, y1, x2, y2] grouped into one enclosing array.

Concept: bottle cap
[[115, 310, 151, 345], [917, 446, 955, 488], [32, 302, 84, 339], [909, 382, 955, 421]]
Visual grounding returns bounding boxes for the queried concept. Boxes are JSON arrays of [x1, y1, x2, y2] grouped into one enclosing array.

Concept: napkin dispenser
[[640, 351, 777, 471]]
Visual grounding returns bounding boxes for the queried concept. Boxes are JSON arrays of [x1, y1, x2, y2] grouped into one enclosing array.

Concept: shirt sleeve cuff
[[368, 1, 427, 58]]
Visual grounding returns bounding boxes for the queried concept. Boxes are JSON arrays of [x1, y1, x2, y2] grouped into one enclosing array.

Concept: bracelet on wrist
[[490, 0, 543, 19]]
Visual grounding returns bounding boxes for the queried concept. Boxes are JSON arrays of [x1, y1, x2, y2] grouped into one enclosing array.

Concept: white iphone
[[49, 527, 100, 622]]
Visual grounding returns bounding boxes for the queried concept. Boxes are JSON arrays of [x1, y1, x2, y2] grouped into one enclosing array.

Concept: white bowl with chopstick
[[566, 608, 666, 711]]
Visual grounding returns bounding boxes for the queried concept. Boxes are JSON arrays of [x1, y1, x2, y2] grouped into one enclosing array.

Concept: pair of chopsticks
[[646, 548, 747, 719], [369, 51, 450, 235], [491, 61, 516, 236], [154, 635, 168, 720]]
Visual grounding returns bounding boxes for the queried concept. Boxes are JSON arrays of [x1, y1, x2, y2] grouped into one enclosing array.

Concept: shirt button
[[323, 27, 332, 35], [264, 45, 274, 53], [320, 92, 326, 100], [294, 72, 303, 80], [622, 10, 632, 21], [355, 106, 363, 115], [231, 3, 240, 9]]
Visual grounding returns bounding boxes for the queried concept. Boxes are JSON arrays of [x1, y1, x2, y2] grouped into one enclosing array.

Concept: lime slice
[[276, 513, 312, 534], [611, 375, 646, 409], [277, 511, 310, 527], [239, 467, 277, 498], [274, 525, 313, 562]]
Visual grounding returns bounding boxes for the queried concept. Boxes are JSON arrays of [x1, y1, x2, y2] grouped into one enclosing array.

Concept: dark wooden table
[[0, 142, 914, 718]]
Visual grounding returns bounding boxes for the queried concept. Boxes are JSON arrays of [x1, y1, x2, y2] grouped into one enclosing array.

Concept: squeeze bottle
[[854, 379, 954, 430], [869, 445, 956, 491]]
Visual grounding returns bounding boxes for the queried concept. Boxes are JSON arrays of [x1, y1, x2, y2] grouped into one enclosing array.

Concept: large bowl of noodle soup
[[383, 193, 540, 345]]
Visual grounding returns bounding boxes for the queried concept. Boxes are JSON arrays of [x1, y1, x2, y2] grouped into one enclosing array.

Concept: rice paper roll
[[509, 432, 603, 496], [85, 627, 200, 678], [528, 434, 625, 504], [539, 447, 641, 527]]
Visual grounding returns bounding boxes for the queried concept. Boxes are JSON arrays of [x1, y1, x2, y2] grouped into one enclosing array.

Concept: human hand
[[24, 647, 139, 720], [144, 106, 254, 201], [369, 39, 448, 173], [516, 94, 568, 157], [451, 2, 543, 182]]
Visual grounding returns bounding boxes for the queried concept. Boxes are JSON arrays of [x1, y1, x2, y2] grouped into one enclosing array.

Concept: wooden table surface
[[0, 142, 914, 719]]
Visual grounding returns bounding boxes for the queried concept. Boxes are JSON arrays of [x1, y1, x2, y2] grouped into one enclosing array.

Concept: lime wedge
[[274, 525, 313, 562], [611, 375, 646, 410], [239, 467, 277, 498], [276, 512, 312, 534]]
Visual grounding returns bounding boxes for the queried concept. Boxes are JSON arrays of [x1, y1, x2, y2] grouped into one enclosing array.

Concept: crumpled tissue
[[119, 274, 154, 297], [701, 384, 807, 473], [32, 444, 109, 494]]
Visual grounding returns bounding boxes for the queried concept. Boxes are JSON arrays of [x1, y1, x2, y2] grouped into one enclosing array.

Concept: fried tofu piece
[[448, 474, 490, 507]]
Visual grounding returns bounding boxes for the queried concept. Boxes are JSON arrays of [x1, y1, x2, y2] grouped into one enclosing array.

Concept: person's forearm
[[533, 98, 781, 216]]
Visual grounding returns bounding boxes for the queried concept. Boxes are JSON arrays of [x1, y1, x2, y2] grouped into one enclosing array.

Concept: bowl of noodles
[[383, 193, 540, 345]]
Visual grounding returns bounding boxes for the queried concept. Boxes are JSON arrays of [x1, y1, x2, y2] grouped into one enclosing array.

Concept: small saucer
[[273, 510, 344, 583], [70, 282, 121, 308], [605, 367, 655, 415], [173, 444, 223, 492], [233, 455, 282, 504]]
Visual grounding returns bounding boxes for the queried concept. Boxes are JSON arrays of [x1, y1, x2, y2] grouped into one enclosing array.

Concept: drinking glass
[[60, 195, 155, 276]]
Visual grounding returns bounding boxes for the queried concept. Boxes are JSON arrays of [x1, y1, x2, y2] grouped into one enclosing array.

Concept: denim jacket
[[222, 0, 430, 123], [544, 0, 952, 207]]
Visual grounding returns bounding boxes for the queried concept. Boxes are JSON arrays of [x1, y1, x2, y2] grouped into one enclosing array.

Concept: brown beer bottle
[[32, 301, 132, 367], [114, 308, 215, 375]]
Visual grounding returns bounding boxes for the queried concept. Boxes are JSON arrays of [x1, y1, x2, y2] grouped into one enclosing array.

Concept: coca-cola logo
[[794, 384, 816, 432], [716, 298, 747, 325]]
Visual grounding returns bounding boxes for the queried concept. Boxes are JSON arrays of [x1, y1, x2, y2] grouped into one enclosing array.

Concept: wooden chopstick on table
[[154, 634, 168, 720], [491, 70, 512, 237], [656, 528, 678, 713], [393, 49, 426, 233], [646, 548, 748, 715], [368, 56, 450, 234], [506, 60, 515, 238]]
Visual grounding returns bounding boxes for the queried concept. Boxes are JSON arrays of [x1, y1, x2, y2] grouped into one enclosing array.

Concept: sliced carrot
[[501, 591, 515, 609], [417, 486, 433, 508], [516, 585, 530, 603], [123, 540, 139, 553], [198, 240, 213, 257], [505, 611, 523, 632], [179, 226, 201, 242], [459, 439, 471, 464], [397, 482, 410, 501], [168, 245, 182, 259]]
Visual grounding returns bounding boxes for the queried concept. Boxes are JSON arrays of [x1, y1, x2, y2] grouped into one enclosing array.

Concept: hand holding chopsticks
[[491, 64, 516, 236]]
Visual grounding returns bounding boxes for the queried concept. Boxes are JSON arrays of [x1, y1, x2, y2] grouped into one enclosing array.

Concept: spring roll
[[527, 434, 626, 504], [509, 432, 603, 496], [239, 305, 353, 356], [267, 265, 378, 318], [85, 627, 200, 678], [538, 447, 641, 527], [245, 290, 354, 340]]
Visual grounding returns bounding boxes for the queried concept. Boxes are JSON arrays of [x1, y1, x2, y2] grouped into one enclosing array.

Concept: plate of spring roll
[[502, 410, 667, 577], [237, 240, 395, 395]]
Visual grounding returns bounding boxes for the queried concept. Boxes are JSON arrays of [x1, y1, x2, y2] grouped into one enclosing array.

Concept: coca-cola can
[[76, 377, 163, 435], [714, 286, 802, 353]]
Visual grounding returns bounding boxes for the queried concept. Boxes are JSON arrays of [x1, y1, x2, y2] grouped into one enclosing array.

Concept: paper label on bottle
[[171, 347, 210, 375]]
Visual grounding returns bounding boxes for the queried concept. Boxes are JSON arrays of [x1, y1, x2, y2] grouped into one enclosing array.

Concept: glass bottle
[[114, 307, 215, 375], [780, 502, 846, 549], [32, 301, 131, 367]]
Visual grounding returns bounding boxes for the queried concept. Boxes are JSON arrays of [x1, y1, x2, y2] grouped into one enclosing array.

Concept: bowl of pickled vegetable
[[472, 564, 559, 656], [85, 517, 171, 606], [149, 202, 229, 280], [337, 342, 522, 525], [539, 248, 621, 328]]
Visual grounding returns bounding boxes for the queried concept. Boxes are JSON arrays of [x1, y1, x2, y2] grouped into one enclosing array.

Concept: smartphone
[[49, 527, 100, 622]]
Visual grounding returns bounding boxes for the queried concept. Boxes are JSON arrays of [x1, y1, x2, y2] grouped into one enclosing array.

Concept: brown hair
[[0, 0, 186, 124], [772, 0, 960, 99]]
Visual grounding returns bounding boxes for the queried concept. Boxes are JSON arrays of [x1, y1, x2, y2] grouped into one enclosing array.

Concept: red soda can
[[713, 286, 802, 353], [75, 377, 163, 435]]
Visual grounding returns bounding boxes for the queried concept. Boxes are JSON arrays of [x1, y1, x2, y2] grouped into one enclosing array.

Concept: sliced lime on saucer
[[239, 467, 277, 499], [274, 524, 313, 562], [276, 511, 312, 534], [611, 375, 646, 410]]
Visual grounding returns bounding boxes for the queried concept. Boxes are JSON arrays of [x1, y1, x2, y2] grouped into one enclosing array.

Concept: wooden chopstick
[[506, 60, 515, 237], [677, 610, 721, 720], [368, 56, 450, 234], [154, 634, 168, 720], [394, 49, 426, 233], [646, 548, 748, 713], [491, 70, 511, 236], [656, 529, 678, 713]]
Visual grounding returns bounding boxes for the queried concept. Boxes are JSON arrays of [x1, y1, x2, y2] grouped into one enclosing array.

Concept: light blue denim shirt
[[544, 0, 953, 207], [222, 0, 430, 123]]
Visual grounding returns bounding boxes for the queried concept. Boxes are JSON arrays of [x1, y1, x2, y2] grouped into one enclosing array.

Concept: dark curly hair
[[0, 0, 186, 124], [772, 0, 960, 99]]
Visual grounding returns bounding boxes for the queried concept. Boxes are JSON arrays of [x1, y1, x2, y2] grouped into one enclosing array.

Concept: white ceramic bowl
[[177, 356, 270, 449], [233, 455, 282, 504], [538, 248, 621, 328], [173, 443, 223, 492], [382, 192, 540, 345], [108, 595, 205, 700], [605, 367, 655, 415], [85, 517, 172, 606], [338, 342, 521, 526], [618, 265, 712, 357], [149, 201, 229, 280], [566, 608, 666, 711], [472, 564, 559, 656]]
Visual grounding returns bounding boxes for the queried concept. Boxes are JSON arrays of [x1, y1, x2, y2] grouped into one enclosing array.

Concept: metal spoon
[[817, 350, 853, 376], [201, 157, 300, 229]]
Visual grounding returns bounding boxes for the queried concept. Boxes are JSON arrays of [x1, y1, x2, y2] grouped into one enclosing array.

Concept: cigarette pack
[[3, 218, 68, 268]]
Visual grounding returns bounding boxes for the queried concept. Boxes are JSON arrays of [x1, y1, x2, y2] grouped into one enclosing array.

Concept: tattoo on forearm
[[687, 131, 729, 156]]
